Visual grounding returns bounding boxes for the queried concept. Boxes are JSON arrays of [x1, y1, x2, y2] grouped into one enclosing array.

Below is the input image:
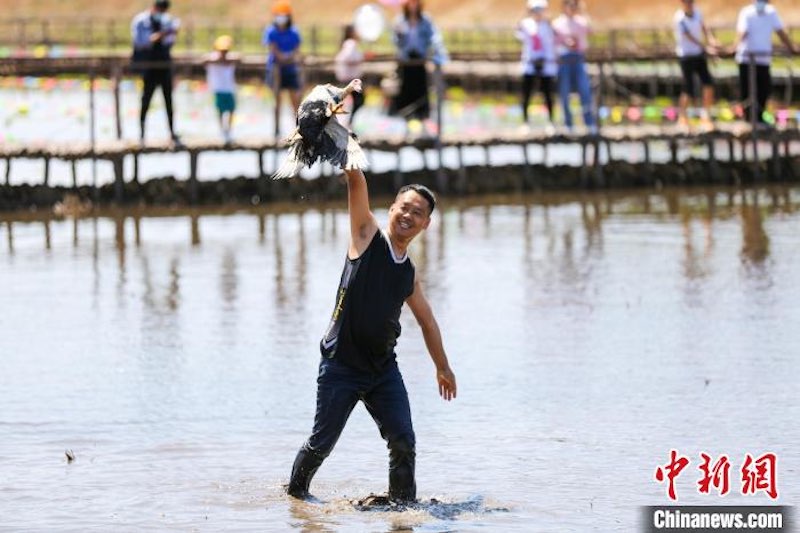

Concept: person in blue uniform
[[287, 168, 458, 503]]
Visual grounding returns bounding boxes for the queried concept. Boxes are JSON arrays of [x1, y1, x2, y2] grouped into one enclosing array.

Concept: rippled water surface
[[1, 187, 799, 531]]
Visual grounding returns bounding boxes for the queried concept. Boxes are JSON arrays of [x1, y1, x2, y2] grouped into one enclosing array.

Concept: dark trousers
[[288, 357, 416, 500], [521, 73, 554, 122], [140, 68, 175, 138], [738, 63, 771, 124]]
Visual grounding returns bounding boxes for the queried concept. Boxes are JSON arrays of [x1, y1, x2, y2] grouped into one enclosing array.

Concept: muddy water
[[1, 187, 798, 531]]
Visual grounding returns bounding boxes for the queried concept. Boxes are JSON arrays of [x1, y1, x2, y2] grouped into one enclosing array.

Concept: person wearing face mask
[[131, 0, 181, 144], [263, 0, 303, 125], [734, 0, 798, 126], [516, 0, 557, 134]]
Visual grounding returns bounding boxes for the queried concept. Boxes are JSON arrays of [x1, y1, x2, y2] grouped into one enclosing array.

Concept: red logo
[[655, 450, 779, 501]]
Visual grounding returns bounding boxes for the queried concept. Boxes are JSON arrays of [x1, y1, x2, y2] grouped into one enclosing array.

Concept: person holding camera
[[516, 0, 557, 133], [131, 0, 180, 144]]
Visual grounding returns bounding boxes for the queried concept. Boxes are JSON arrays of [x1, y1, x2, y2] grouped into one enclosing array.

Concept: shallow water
[[1, 187, 799, 531]]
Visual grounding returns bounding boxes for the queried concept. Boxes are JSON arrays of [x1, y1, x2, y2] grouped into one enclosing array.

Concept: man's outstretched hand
[[437, 367, 457, 401]]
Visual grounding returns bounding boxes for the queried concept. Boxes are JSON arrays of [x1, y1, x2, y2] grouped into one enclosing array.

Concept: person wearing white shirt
[[733, 0, 797, 125], [673, 0, 718, 131], [335, 25, 366, 127], [205, 35, 240, 144], [517, 0, 557, 132]]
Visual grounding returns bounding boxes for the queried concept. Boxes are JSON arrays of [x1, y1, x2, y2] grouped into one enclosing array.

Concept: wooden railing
[[1, 17, 797, 60]]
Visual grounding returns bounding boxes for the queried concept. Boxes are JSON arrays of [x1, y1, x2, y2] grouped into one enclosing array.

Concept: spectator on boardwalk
[[734, 0, 797, 127], [205, 35, 240, 145], [263, 0, 303, 123], [516, 0, 557, 134], [674, 0, 718, 131], [335, 24, 365, 127], [552, 0, 596, 134], [131, 0, 180, 144], [389, 0, 448, 135]]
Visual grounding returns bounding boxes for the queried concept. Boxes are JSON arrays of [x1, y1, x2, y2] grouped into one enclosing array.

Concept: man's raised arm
[[343, 168, 379, 258]]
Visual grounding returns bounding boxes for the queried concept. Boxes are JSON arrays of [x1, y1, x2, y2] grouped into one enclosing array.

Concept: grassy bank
[[6, 0, 800, 28]]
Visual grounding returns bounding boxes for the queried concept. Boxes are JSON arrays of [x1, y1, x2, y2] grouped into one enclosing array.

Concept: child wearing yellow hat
[[205, 35, 240, 144]]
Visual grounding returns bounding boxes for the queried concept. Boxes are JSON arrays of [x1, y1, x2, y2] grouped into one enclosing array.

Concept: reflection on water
[[1, 186, 799, 531]]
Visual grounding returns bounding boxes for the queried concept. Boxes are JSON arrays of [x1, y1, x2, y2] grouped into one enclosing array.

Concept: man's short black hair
[[397, 184, 436, 215], [154, 0, 170, 9]]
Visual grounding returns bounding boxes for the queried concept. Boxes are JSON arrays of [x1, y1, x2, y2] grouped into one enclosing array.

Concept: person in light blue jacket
[[131, 0, 180, 143], [389, 0, 448, 122]]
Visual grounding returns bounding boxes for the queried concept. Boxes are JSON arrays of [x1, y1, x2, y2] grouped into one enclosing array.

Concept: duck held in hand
[[273, 79, 368, 179]]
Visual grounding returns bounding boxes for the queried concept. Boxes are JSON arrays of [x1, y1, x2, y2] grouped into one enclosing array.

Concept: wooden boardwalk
[[2, 123, 799, 204]]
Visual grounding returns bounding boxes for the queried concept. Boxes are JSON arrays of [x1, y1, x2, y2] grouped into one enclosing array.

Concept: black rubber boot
[[387, 439, 416, 502], [287, 447, 325, 499]]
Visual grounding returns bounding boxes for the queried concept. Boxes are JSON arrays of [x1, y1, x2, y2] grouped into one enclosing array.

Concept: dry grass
[[5, 0, 799, 28]]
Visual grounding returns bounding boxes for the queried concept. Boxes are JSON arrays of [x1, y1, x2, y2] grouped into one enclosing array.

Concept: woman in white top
[[734, 0, 797, 126], [516, 0, 557, 131], [335, 24, 365, 127], [674, 0, 718, 130], [205, 35, 240, 144]]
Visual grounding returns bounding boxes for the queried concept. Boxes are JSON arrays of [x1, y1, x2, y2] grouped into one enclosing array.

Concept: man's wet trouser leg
[[288, 357, 360, 498], [364, 361, 416, 502]]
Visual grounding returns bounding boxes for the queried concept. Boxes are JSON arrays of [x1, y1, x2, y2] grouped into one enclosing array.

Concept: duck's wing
[[272, 129, 305, 179], [344, 132, 368, 171], [323, 118, 350, 151]]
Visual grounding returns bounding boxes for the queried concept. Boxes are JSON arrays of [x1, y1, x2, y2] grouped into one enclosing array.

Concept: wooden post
[[592, 137, 605, 187], [707, 138, 719, 182], [669, 139, 678, 166], [189, 151, 199, 205], [597, 61, 606, 130], [456, 144, 467, 194], [132, 153, 139, 184], [747, 53, 761, 181], [434, 62, 446, 193], [89, 67, 98, 195], [643, 139, 655, 185], [770, 136, 780, 180], [71, 159, 78, 189], [727, 136, 735, 163], [580, 140, 589, 186], [43, 157, 50, 187], [5, 158, 10, 186], [521, 143, 532, 190], [258, 150, 265, 177], [112, 64, 123, 140], [113, 156, 125, 203], [272, 64, 282, 140]]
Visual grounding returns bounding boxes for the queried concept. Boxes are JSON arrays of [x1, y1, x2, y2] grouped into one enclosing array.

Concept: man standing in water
[[287, 168, 457, 502]]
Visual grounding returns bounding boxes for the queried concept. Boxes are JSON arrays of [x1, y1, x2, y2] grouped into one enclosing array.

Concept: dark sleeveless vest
[[320, 231, 415, 373]]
